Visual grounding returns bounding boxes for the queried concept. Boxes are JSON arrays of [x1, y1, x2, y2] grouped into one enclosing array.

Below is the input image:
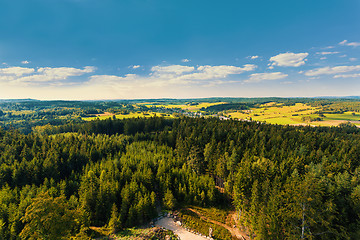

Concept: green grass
[[179, 209, 234, 240], [190, 206, 230, 225], [324, 112, 360, 121], [90, 226, 177, 240]]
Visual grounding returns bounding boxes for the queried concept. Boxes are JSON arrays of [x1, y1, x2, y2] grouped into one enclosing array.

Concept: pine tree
[[163, 189, 176, 210], [108, 204, 121, 234]]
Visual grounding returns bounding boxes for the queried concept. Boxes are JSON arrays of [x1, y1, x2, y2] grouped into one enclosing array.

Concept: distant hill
[[0, 98, 38, 102]]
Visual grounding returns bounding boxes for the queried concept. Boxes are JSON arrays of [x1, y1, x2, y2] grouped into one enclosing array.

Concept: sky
[[0, 0, 360, 100]]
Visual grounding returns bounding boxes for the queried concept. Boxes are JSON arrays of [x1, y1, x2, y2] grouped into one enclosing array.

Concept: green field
[[226, 103, 360, 127], [324, 112, 360, 121], [226, 103, 318, 124]]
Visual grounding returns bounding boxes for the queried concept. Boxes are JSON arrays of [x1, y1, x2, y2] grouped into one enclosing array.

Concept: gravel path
[[155, 217, 208, 240]]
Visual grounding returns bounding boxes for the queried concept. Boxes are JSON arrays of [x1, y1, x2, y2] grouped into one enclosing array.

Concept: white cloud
[[151, 65, 195, 75], [21, 60, 30, 64], [339, 40, 360, 47], [130, 65, 141, 69], [316, 51, 339, 55], [349, 58, 357, 62], [269, 52, 308, 67], [304, 65, 360, 76], [181, 59, 190, 62], [249, 55, 259, 59], [194, 64, 256, 79], [0, 67, 35, 76], [245, 72, 288, 83], [320, 57, 327, 60], [334, 73, 360, 78], [0, 66, 95, 85], [1, 63, 256, 90], [339, 40, 347, 45], [38, 66, 95, 78], [152, 64, 256, 86]]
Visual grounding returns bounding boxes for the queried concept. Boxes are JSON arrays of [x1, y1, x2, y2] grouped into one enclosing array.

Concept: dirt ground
[[155, 217, 207, 240]]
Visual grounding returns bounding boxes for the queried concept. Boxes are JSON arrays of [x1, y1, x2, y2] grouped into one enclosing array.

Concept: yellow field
[[226, 103, 360, 127], [227, 103, 318, 124]]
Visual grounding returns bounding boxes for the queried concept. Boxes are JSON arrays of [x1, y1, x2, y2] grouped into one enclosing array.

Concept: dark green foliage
[[201, 103, 251, 112], [20, 192, 82, 240], [108, 204, 121, 233]]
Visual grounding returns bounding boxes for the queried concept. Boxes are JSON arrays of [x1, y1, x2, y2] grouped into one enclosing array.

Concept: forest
[[0, 115, 359, 239], [0, 118, 360, 239]]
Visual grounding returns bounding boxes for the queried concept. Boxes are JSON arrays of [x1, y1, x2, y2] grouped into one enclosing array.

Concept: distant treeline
[[200, 103, 251, 112]]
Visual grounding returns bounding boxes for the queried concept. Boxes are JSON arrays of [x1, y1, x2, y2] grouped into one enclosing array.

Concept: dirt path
[[155, 217, 207, 240], [187, 208, 249, 240]]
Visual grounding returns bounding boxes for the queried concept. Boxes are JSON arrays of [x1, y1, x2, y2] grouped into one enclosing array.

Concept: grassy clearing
[[324, 112, 360, 121], [190, 206, 230, 225], [89, 226, 177, 240], [179, 209, 234, 240]]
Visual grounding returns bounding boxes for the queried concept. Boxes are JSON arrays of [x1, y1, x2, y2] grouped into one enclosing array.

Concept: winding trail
[[187, 208, 249, 240]]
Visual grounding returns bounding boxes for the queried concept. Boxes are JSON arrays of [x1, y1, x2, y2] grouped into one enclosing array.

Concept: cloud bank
[[90, 64, 257, 88]]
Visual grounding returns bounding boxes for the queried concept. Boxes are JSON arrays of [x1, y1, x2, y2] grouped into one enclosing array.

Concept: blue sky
[[0, 0, 360, 100]]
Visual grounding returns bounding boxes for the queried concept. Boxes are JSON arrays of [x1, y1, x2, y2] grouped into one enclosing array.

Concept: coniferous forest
[[0, 117, 360, 239]]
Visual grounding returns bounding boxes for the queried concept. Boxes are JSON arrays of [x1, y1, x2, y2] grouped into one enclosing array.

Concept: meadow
[[225, 103, 360, 127]]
